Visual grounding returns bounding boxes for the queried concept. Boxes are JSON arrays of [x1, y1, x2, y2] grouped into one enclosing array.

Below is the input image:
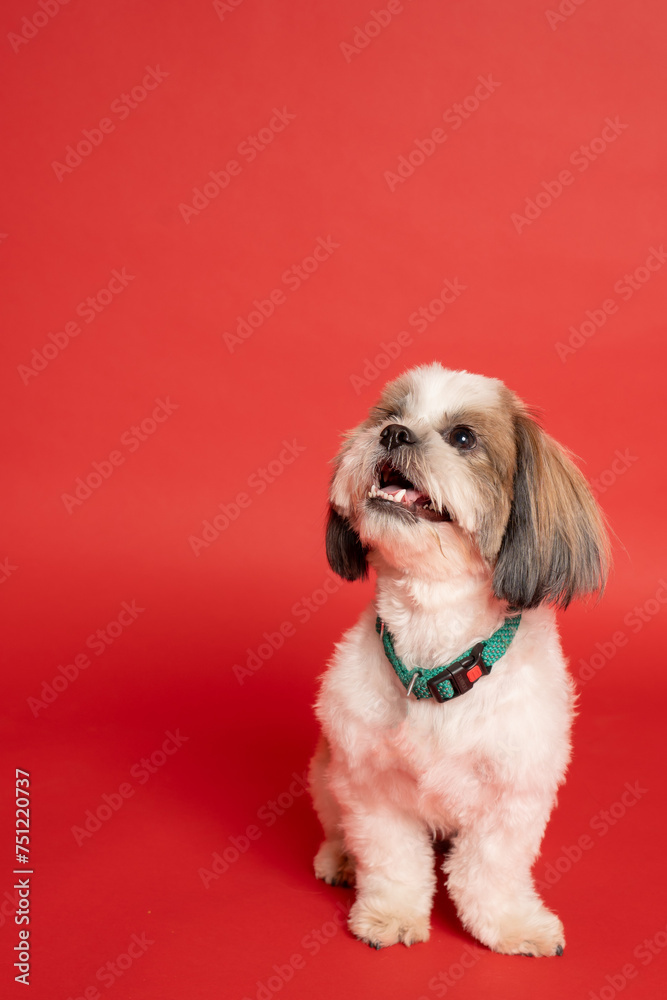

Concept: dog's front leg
[[344, 803, 436, 949], [309, 735, 356, 887], [444, 797, 565, 957]]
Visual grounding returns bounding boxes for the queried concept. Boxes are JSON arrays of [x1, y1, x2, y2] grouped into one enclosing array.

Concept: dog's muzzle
[[364, 428, 452, 521]]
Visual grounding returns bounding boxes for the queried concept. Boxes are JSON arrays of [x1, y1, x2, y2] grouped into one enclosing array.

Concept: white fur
[[309, 364, 588, 956]]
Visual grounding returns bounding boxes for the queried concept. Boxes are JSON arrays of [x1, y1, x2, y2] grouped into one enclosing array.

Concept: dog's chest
[[357, 707, 482, 830]]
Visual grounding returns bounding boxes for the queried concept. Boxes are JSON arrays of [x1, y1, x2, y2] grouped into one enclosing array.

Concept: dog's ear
[[325, 505, 368, 581], [493, 413, 609, 610]]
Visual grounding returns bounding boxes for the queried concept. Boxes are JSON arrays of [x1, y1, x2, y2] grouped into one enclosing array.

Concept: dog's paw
[[349, 900, 430, 949], [314, 840, 356, 888], [491, 907, 565, 957]]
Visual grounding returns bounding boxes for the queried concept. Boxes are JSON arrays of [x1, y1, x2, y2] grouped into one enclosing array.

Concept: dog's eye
[[447, 426, 477, 452]]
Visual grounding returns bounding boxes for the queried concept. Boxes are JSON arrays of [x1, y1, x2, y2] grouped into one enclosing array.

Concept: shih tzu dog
[[309, 362, 608, 956]]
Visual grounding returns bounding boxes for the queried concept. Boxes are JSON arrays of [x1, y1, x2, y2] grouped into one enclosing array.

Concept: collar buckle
[[426, 642, 488, 702]]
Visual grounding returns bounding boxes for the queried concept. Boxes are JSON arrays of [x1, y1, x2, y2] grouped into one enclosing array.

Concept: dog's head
[[326, 363, 609, 609]]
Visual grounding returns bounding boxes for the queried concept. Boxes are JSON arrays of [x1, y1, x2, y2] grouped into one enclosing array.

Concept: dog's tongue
[[382, 484, 427, 504]]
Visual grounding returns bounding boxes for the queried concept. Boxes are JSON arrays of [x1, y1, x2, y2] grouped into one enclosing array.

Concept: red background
[[2, 0, 666, 997]]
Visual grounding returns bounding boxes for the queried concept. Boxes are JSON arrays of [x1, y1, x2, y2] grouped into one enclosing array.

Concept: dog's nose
[[380, 423, 416, 451]]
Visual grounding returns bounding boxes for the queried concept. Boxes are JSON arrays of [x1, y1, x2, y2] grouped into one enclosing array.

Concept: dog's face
[[326, 363, 608, 609]]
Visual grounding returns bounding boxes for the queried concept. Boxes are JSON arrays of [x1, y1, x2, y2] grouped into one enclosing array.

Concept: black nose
[[380, 423, 416, 451]]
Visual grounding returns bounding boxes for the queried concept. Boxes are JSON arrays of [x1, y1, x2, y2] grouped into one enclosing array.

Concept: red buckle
[[467, 664, 483, 683]]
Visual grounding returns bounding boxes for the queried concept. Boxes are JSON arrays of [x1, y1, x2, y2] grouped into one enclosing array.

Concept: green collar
[[375, 613, 521, 702]]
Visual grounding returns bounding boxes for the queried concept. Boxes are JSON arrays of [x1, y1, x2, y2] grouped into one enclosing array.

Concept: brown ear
[[325, 505, 369, 581], [493, 414, 609, 609]]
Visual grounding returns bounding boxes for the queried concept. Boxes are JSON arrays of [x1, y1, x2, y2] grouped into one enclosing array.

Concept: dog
[[309, 362, 608, 955]]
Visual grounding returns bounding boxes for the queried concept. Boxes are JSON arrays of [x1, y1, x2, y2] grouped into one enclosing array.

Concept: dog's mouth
[[365, 461, 452, 523]]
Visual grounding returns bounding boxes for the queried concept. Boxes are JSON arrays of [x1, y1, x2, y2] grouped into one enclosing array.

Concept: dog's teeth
[[395, 489, 406, 503]]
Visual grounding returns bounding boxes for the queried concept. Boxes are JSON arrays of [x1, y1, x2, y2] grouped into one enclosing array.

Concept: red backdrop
[[2, 0, 666, 997]]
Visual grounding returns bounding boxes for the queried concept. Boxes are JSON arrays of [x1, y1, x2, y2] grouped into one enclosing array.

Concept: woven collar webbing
[[375, 613, 521, 701]]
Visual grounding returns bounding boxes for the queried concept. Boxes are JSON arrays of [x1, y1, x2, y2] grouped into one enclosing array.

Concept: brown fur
[[442, 401, 517, 561], [493, 407, 610, 609]]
